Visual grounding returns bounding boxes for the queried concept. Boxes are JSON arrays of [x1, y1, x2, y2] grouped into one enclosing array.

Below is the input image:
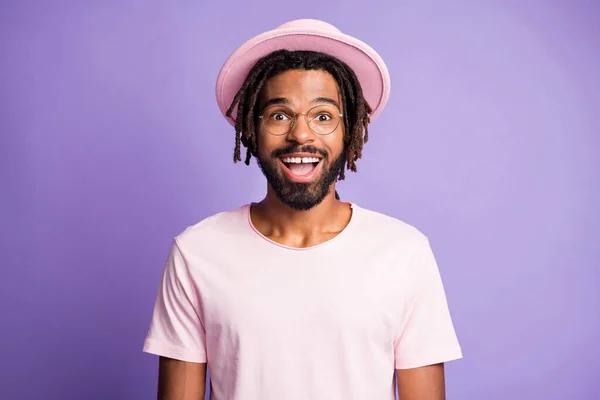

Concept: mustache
[[271, 145, 328, 159]]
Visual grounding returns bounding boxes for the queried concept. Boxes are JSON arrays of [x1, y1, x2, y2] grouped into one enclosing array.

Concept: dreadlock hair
[[225, 50, 373, 182]]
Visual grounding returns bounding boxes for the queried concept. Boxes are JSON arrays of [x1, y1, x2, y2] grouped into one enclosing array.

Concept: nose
[[286, 113, 315, 144]]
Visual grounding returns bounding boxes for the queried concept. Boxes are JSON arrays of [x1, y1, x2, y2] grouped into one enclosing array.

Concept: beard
[[256, 145, 346, 211]]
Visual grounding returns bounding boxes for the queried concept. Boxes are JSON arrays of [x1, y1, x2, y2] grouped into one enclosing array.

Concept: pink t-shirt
[[143, 203, 462, 399]]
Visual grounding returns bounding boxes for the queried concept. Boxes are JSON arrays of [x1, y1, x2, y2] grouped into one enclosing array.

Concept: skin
[[251, 69, 352, 248], [397, 363, 446, 399], [157, 357, 206, 399], [156, 69, 446, 399]]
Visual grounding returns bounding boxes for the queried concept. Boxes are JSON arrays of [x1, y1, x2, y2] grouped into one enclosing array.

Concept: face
[[255, 69, 346, 210]]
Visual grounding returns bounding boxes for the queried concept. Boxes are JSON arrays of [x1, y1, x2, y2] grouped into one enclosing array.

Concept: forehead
[[259, 69, 340, 106]]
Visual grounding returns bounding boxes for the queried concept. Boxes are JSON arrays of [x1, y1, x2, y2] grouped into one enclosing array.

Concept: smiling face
[[255, 69, 346, 210]]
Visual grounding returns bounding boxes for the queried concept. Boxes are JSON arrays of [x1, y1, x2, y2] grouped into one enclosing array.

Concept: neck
[[251, 185, 351, 241]]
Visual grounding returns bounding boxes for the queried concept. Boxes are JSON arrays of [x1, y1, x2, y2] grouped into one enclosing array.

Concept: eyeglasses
[[258, 104, 344, 136]]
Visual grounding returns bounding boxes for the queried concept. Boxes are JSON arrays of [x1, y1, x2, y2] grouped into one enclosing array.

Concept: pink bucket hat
[[215, 19, 391, 126]]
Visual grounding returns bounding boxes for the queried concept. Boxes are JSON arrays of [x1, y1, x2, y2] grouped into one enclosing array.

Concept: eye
[[316, 113, 332, 122], [269, 111, 291, 121], [308, 105, 339, 123]]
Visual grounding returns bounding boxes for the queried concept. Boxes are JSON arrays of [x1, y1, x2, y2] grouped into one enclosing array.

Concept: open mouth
[[280, 156, 322, 177]]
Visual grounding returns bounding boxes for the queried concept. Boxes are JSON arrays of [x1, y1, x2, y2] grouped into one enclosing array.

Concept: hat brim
[[215, 26, 391, 126]]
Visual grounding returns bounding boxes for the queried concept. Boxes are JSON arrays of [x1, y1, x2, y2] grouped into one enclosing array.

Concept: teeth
[[281, 157, 320, 164]]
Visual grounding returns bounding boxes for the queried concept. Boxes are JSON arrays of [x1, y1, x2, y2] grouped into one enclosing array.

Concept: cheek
[[256, 131, 279, 158], [324, 134, 345, 157]]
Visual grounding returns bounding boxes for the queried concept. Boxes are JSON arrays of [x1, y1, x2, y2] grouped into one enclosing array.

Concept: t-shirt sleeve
[[142, 238, 207, 363], [394, 238, 463, 369]]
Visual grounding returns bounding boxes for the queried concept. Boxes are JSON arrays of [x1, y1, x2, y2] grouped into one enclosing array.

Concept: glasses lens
[[307, 105, 341, 135], [261, 105, 342, 135], [261, 107, 293, 135]]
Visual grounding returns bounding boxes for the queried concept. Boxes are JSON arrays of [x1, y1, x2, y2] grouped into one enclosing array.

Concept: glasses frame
[[258, 104, 344, 136]]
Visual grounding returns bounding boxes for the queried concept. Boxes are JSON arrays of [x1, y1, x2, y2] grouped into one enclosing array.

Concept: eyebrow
[[261, 97, 290, 110], [261, 96, 341, 111], [310, 97, 341, 109]]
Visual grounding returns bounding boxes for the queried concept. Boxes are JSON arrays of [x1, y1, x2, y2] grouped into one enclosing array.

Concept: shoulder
[[352, 204, 430, 249], [174, 204, 249, 250]]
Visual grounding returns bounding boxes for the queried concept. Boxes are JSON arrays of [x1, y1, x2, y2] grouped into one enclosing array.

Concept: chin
[[257, 153, 343, 210]]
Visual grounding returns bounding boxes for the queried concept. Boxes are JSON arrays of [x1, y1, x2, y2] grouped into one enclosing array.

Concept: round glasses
[[258, 104, 344, 136]]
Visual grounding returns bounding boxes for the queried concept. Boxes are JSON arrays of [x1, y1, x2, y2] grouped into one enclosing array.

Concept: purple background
[[2, 1, 599, 399]]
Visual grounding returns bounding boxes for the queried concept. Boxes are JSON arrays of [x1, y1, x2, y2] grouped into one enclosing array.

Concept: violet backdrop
[[1, 1, 599, 399]]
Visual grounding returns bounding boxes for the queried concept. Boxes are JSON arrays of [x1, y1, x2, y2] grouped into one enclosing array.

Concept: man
[[143, 19, 462, 400]]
